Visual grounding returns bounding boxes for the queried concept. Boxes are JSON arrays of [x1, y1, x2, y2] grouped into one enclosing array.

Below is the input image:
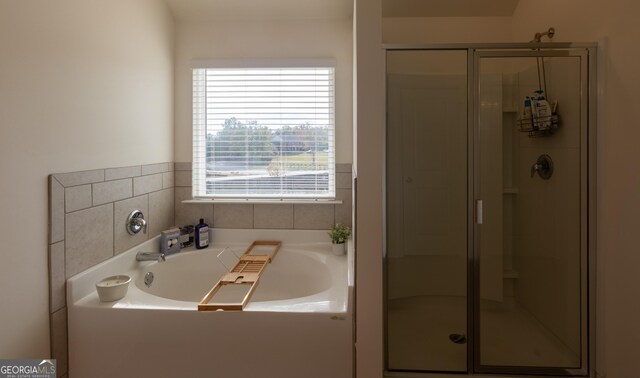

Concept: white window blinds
[[192, 65, 336, 200]]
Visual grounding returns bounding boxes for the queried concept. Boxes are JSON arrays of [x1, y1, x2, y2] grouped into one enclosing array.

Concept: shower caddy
[[517, 27, 561, 137]]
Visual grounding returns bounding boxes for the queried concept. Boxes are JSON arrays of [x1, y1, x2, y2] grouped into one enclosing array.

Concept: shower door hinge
[[475, 199, 483, 225]]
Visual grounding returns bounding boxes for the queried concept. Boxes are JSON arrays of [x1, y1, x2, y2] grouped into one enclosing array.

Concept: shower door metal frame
[[383, 43, 597, 378], [470, 46, 596, 377]]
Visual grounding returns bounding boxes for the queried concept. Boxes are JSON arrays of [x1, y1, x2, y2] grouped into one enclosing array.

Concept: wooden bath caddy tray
[[198, 240, 281, 311]]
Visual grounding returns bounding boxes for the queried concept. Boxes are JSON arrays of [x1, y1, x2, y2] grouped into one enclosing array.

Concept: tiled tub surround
[[48, 162, 353, 377], [48, 163, 175, 378], [173, 162, 353, 230]]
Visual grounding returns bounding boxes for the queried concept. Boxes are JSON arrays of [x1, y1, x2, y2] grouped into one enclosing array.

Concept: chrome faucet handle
[[530, 163, 540, 177], [138, 218, 147, 234], [127, 209, 147, 235], [158, 253, 166, 262]]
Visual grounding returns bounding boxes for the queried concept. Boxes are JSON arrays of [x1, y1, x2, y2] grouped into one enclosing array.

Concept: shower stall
[[384, 43, 596, 376]]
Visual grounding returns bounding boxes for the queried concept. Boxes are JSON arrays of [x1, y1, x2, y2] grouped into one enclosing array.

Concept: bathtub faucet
[[136, 251, 166, 263]]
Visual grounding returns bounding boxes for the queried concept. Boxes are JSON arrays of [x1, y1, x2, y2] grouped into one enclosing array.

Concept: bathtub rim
[[67, 229, 353, 314]]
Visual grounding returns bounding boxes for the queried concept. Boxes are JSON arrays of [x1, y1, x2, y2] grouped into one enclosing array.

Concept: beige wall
[[173, 18, 353, 163], [0, 0, 174, 358], [355, 0, 385, 376], [512, 2, 640, 377], [383, 16, 512, 44]]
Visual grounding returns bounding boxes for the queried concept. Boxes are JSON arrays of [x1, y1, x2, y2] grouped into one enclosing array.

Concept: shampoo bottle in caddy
[[195, 218, 209, 249], [532, 89, 552, 130], [523, 96, 534, 129]]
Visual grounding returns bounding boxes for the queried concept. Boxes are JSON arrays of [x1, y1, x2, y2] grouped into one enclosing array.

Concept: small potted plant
[[328, 223, 351, 255]]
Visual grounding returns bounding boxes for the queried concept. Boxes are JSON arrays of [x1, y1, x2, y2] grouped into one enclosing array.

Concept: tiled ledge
[[182, 199, 343, 204], [173, 162, 353, 230]]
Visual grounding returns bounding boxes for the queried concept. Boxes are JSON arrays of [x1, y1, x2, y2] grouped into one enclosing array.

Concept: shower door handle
[[475, 200, 483, 225]]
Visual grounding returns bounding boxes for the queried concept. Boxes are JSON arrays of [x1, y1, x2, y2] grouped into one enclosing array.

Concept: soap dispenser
[[195, 218, 209, 249]]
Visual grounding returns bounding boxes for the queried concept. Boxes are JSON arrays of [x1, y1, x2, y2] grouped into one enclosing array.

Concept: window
[[192, 63, 336, 200]]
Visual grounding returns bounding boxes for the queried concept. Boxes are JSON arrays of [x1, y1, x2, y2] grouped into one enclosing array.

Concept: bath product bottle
[[195, 218, 209, 249], [179, 225, 194, 248], [523, 96, 534, 129], [533, 90, 552, 130]]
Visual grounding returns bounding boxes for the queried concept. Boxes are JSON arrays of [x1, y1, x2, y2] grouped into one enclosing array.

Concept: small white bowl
[[96, 275, 131, 302]]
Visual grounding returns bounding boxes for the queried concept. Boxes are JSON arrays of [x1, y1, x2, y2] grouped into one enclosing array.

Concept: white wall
[[512, 2, 640, 377], [0, 0, 174, 358], [354, 0, 385, 376], [383, 16, 512, 44], [173, 18, 353, 163]]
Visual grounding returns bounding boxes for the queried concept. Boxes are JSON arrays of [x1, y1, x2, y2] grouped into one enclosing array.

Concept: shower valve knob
[[531, 163, 540, 177], [531, 154, 554, 180]]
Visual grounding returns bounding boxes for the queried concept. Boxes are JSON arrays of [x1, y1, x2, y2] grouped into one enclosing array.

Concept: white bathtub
[[68, 229, 353, 378]]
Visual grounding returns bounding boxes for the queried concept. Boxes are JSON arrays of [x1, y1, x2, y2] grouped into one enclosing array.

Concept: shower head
[[532, 27, 556, 43]]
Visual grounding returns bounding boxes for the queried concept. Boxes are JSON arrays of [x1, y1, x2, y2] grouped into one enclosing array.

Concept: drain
[[144, 271, 154, 287], [449, 333, 467, 344]]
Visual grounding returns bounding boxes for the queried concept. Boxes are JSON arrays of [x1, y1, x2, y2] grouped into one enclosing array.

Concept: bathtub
[[67, 229, 353, 378]]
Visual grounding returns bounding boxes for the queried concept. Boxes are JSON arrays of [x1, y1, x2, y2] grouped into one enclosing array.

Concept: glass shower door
[[386, 50, 469, 373], [474, 50, 589, 375], [385, 46, 593, 376]]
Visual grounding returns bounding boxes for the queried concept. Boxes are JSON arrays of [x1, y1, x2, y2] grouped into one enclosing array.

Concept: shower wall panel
[[512, 58, 582, 362]]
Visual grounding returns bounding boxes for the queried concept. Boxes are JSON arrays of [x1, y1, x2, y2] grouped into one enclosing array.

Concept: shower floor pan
[[387, 295, 579, 372]]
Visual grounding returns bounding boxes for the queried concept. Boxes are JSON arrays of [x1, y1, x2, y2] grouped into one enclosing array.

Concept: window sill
[[182, 199, 343, 205]]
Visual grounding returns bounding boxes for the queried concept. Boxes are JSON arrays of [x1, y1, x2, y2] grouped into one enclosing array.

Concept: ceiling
[[164, 0, 519, 22], [163, 0, 354, 21], [383, 0, 519, 17]]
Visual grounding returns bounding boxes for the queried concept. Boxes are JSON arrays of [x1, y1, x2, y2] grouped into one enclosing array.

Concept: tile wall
[[173, 162, 353, 230], [48, 162, 352, 377], [48, 163, 175, 378]]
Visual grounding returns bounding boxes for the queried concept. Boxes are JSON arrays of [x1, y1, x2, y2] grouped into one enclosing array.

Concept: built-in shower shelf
[[503, 187, 519, 194], [503, 269, 520, 279]]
